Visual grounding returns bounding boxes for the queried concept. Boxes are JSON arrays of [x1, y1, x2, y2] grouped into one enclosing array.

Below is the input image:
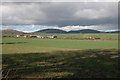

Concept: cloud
[[1, 2, 118, 31], [53, 24, 118, 31], [2, 0, 119, 2], [2, 2, 118, 26], [1, 25, 15, 29]]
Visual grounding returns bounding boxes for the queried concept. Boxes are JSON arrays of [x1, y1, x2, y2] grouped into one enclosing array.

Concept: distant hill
[[34, 29, 101, 34], [1, 29, 119, 34], [68, 29, 100, 33], [105, 31, 120, 33], [2, 29, 24, 34], [34, 29, 67, 33]]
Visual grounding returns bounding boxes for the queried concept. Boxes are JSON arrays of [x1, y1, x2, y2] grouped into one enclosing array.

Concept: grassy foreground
[[2, 50, 119, 79], [2, 37, 119, 79]]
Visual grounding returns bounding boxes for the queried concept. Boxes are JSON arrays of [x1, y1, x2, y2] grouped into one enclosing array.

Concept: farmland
[[2, 37, 118, 54], [2, 33, 119, 79], [2, 33, 119, 40]]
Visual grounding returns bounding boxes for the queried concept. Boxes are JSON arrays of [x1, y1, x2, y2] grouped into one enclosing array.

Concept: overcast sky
[[1, 0, 119, 32]]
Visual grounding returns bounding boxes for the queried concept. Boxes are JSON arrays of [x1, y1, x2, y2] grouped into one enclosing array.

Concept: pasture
[[2, 37, 118, 54], [2, 34, 119, 79], [2, 50, 119, 79]]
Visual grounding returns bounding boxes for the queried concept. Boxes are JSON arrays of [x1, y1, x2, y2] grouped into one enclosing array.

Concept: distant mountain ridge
[[35, 29, 67, 33], [34, 29, 101, 33], [105, 31, 120, 33], [34, 29, 120, 33], [68, 29, 100, 33], [1, 29, 120, 34]]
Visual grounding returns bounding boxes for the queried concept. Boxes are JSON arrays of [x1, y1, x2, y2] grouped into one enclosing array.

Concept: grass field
[[2, 37, 118, 54], [2, 35, 119, 79], [2, 50, 119, 78]]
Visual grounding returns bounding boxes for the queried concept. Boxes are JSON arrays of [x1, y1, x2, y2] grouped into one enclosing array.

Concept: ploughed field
[[2, 36, 119, 79]]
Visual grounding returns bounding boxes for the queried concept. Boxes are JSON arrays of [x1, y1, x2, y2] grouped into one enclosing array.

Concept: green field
[[2, 37, 118, 54], [2, 34, 119, 79], [2, 50, 119, 78]]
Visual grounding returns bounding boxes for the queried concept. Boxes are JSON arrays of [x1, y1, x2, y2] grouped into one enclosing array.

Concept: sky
[[1, 0, 119, 32]]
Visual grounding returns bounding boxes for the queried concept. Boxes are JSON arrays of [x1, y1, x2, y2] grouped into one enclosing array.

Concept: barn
[[47, 35, 57, 38], [16, 35, 24, 38], [30, 35, 37, 38]]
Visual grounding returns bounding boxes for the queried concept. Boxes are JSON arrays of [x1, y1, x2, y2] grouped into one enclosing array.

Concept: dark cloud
[[2, 2, 118, 28]]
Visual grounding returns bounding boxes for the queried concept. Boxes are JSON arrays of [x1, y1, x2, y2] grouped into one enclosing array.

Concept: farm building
[[85, 36, 100, 40], [24, 35, 29, 38], [30, 35, 38, 38], [37, 36, 44, 38], [30, 35, 57, 38], [30, 35, 45, 38], [47, 35, 57, 38], [17, 35, 29, 38], [17, 35, 57, 39], [16, 35, 24, 38]]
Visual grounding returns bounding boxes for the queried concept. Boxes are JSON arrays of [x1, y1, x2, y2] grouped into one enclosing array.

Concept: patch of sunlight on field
[[43, 72, 74, 78], [2, 44, 61, 54], [22, 72, 73, 78]]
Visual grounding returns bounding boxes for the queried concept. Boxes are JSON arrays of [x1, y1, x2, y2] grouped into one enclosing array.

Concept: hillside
[[105, 31, 120, 33], [34, 29, 101, 34], [2, 29, 24, 34], [1, 29, 119, 34], [35, 29, 67, 33], [68, 29, 100, 33]]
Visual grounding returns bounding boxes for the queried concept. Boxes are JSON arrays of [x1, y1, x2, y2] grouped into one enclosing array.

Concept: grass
[[2, 38, 118, 54], [2, 50, 119, 79], [2, 36, 119, 79]]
